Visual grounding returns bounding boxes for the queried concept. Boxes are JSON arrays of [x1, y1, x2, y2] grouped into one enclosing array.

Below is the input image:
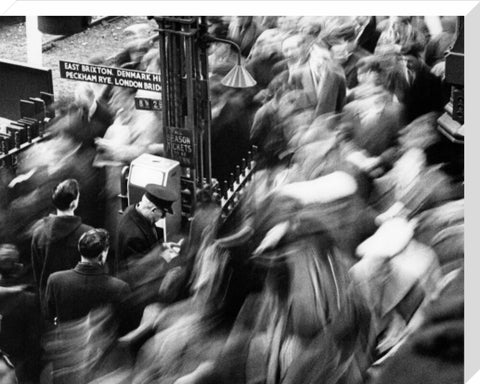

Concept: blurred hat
[[320, 18, 357, 47], [145, 184, 178, 214], [0, 244, 22, 273]]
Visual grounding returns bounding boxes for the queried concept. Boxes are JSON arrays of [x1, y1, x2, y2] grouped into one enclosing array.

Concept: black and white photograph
[[0, 3, 472, 384]]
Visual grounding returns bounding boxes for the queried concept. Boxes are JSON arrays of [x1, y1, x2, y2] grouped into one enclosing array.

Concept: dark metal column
[[154, 17, 212, 220]]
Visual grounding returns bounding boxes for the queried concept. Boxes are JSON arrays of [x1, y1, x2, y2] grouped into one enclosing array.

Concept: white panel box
[[127, 154, 181, 242]]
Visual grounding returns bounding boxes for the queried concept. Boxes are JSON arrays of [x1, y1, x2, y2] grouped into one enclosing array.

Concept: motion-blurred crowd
[[0, 15, 463, 384]]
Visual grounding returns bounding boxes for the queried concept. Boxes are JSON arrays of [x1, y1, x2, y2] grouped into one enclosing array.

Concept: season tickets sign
[[59, 60, 162, 92], [165, 127, 194, 167]]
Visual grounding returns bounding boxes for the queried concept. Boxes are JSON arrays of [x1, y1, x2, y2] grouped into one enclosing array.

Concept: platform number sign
[[135, 97, 162, 111]]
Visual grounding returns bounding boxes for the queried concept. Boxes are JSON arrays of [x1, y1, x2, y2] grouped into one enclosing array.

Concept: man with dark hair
[[45, 228, 130, 324], [31, 178, 92, 305]]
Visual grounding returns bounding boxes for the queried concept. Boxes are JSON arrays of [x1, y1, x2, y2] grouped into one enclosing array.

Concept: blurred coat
[[351, 239, 440, 330], [371, 268, 463, 384], [424, 31, 455, 68], [415, 199, 464, 273], [343, 88, 405, 162], [228, 17, 264, 57], [356, 16, 381, 53], [342, 46, 371, 89], [288, 58, 347, 117], [402, 60, 445, 123]]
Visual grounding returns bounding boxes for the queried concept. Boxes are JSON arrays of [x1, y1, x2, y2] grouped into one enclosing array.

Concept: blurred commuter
[[376, 16, 427, 54], [342, 54, 406, 169], [370, 267, 463, 384], [355, 16, 381, 53], [0, 244, 41, 384], [228, 16, 264, 57], [43, 307, 132, 384], [424, 16, 457, 69], [283, 34, 347, 117], [320, 17, 371, 89], [0, 244, 23, 287]]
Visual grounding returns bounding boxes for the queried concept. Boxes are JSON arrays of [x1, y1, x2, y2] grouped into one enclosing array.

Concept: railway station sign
[[59, 60, 162, 92]]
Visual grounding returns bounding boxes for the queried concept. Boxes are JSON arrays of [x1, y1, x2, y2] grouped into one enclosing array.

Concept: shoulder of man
[[118, 205, 136, 225], [47, 269, 73, 284], [31, 216, 50, 237], [119, 207, 149, 239]]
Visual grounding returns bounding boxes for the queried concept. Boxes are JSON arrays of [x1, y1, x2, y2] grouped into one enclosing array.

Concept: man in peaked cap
[[144, 184, 177, 216], [115, 184, 179, 283]]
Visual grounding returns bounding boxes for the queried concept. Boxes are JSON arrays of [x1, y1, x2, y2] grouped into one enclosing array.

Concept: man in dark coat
[[31, 179, 92, 306], [400, 45, 445, 123], [44, 228, 130, 325], [44, 229, 132, 384], [116, 184, 178, 279]]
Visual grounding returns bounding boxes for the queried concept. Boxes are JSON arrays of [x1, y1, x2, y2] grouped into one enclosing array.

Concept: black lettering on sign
[[59, 60, 162, 91], [166, 127, 194, 167], [135, 97, 162, 111]]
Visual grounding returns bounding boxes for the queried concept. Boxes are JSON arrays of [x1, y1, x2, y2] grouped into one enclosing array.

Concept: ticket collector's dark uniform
[[115, 185, 177, 282]]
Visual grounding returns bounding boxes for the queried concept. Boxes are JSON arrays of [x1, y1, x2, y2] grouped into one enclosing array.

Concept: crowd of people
[[0, 15, 464, 384]]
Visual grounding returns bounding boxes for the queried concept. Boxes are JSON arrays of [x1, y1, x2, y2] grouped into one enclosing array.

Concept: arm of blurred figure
[[117, 283, 136, 336], [44, 277, 57, 325], [95, 138, 165, 163], [30, 234, 41, 291]]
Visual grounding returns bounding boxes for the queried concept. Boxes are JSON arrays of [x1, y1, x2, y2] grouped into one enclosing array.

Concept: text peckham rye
[[59, 60, 162, 91]]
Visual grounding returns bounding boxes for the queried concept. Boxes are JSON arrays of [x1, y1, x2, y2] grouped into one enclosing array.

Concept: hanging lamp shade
[[221, 64, 257, 88]]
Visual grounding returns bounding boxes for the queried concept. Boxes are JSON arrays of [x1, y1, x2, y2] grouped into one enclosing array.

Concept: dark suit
[[45, 262, 130, 324], [116, 205, 162, 279], [403, 61, 445, 123]]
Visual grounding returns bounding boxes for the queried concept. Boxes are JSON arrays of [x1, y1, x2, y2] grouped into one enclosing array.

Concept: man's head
[[52, 179, 80, 212], [320, 20, 357, 64], [281, 34, 310, 65], [138, 184, 178, 224], [78, 228, 110, 264], [0, 244, 22, 276]]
